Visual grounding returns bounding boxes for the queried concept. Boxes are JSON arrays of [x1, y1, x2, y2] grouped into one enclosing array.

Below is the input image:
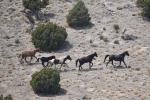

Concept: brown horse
[[19, 48, 40, 63]]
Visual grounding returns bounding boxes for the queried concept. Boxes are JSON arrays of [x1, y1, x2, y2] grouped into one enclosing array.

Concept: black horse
[[104, 51, 129, 68], [76, 52, 98, 70], [37, 56, 55, 67], [52, 55, 72, 69]]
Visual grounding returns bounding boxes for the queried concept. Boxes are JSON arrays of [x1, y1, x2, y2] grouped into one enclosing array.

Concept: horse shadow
[[79, 68, 100, 72], [37, 88, 67, 97], [112, 65, 131, 69], [55, 41, 73, 53]]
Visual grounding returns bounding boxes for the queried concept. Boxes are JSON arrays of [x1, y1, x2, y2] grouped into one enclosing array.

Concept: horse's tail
[[76, 59, 79, 67], [104, 55, 110, 63], [37, 58, 40, 62], [18, 54, 22, 58]]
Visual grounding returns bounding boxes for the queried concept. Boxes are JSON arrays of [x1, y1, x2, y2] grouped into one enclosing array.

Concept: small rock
[[87, 87, 95, 92]]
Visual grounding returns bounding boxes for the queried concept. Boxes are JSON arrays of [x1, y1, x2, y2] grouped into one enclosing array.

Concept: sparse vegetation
[[121, 34, 138, 40], [114, 40, 119, 44], [15, 39, 20, 44], [30, 68, 60, 94], [137, 0, 150, 18], [99, 35, 109, 42], [103, 27, 106, 31], [22, 0, 49, 20], [67, 0, 91, 27], [0, 94, 13, 100], [113, 24, 120, 33], [32, 22, 68, 52]]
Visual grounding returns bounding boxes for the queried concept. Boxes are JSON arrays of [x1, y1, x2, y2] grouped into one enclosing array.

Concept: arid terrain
[[0, 0, 150, 100]]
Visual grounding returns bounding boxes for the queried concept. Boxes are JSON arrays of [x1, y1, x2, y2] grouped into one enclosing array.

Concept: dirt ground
[[0, 0, 150, 100]]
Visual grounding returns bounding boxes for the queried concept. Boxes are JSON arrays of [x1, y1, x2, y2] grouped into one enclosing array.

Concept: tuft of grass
[[15, 39, 20, 44], [114, 40, 119, 44], [113, 24, 120, 33]]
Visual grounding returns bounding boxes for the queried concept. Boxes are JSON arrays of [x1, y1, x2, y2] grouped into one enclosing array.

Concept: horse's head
[[34, 48, 40, 52], [66, 55, 72, 61], [94, 52, 98, 57], [124, 51, 129, 56], [51, 56, 56, 59]]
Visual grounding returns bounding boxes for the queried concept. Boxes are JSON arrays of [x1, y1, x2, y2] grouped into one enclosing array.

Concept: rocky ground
[[0, 0, 150, 100]]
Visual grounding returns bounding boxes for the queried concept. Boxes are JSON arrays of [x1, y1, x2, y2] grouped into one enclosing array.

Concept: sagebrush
[[0, 94, 13, 100], [32, 22, 68, 52], [30, 68, 60, 94], [22, 0, 49, 19], [137, 0, 150, 18], [67, 0, 91, 27]]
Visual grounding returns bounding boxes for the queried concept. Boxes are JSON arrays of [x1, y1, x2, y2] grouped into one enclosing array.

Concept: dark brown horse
[[104, 51, 129, 67], [19, 48, 40, 63], [76, 52, 98, 70]]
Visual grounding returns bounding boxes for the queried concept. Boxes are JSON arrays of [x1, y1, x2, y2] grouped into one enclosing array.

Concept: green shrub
[[22, 0, 48, 11], [143, 4, 150, 18], [113, 24, 120, 33], [137, 0, 148, 7], [137, 0, 150, 18], [67, 0, 91, 27], [0, 95, 13, 100], [22, 0, 49, 19], [32, 22, 68, 52], [30, 68, 60, 94]]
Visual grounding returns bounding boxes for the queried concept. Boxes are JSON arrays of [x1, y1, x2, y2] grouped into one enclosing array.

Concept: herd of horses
[[18, 48, 130, 70]]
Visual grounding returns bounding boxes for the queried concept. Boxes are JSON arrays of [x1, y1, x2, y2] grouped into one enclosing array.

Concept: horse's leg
[[48, 61, 53, 67], [42, 62, 46, 67], [106, 60, 111, 67], [46, 62, 49, 67], [89, 62, 93, 66], [59, 64, 63, 70], [112, 60, 114, 65], [89, 63, 91, 69], [20, 57, 24, 64], [81, 65, 83, 70], [123, 60, 128, 68], [119, 61, 121, 67], [112, 60, 115, 67], [79, 64, 81, 71], [89, 62, 93, 69], [30, 57, 33, 62], [34, 56, 38, 60], [25, 57, 28, 63], [65, 63, 69, 68]]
